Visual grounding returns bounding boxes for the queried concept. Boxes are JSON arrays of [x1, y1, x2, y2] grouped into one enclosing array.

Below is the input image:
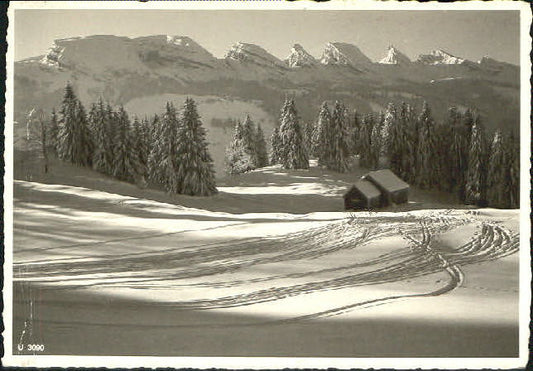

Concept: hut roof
[[365, 169, 409, 193], [348, 179, 381, 199]]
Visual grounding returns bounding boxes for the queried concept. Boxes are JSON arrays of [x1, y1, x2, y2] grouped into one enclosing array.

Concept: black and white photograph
[[3, 1, 531, 369]]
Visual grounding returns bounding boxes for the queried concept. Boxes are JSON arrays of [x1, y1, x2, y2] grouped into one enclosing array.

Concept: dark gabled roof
[[365, 169, 409, 193], [346, 179, 381, 199]]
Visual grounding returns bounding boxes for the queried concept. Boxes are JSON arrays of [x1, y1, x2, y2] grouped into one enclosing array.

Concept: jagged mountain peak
[[285, 44, 317, 68], [378, 45, 411, 65], [320, 42, 372, 67], [225, 42, 284, 68], [417, 49, 468, 65]]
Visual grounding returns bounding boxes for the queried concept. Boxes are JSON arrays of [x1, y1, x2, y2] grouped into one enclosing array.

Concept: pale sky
[[14, 9, 520, 64]]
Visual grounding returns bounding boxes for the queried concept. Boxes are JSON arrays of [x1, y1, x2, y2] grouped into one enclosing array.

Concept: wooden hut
[[343, 179, 382, 210], [364, 169, 409, 206]]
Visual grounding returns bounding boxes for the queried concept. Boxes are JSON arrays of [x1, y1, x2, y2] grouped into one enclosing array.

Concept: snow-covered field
[[12, 158, 520, 357]]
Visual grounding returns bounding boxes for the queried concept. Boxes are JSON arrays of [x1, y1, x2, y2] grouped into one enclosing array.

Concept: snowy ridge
[[378, 45, 411, 65], [320, 42, 372, 68], [285, 44, 317, 68], [416, 49, 467, 65]]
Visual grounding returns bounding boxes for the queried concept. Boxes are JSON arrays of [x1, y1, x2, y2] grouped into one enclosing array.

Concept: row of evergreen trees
[[228, 97, 518, 209], [47, 83, 217, 196], [351, 102, 519, 209]]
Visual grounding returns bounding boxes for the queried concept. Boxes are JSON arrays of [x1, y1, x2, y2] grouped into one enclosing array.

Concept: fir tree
[[57, 82, 93, 166], [112, 106, 136, 182], [465, 115, 488, 206], [415, 101, 437, 188], [449, 108, 469, 200], [270, 99, 291, 165], [350, 109, 361, 155], [150, 103, 179, 189], [48, 108, 59, 156], [486, 130, 508, 208], [433, 121, 453, 191], [132, 117, 148, 181], [147, 114, 165, 184], [506, 132, 520, 208], [104, 103, 117, 162], [278, 99, 309, 169], [369, 112, 383, 170], [254, 123, 269, 168], [174, 98, 217, 196], [302, 121, 315, 155], [90, 99, 112, 174], [386, 103, 403, 175], [358, 113, 374, 169], [381, 103, 397, 159], [269, 127, 282, 165], [463, 108, 475, 146], [242, 115, 258, 168], [403, 103, 419, 183], [313, 101, 332, 165], [225, 120, 254, 175], [327, 101, 352, 172]]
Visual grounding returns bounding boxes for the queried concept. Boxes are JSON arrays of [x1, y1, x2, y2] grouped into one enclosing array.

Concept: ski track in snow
[[14, 203, 519, 321]]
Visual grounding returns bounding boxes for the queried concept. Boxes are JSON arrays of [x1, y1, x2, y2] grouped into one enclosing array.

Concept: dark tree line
[[46, 83, 217, 196], [269, 98, 519, 209]]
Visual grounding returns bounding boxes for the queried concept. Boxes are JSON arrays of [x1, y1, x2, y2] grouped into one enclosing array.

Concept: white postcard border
[[3, 1, 531, 369]]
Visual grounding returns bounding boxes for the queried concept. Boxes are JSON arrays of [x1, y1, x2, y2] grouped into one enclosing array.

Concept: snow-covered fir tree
[[486, 130, 508, 208], [386, 103, 404, 176], [75, 100, 93, 167], [254, 123, 269, 168], [242, 115, 259, 167], [270, 98, 291, 165], [381, 103, 397, 158], [132, 117, 148, 181], [147, 114, 165, 185], [112, 106, 137, 182], [302, 121, 314, 155], [415, 101, 437, 189], [269, 126, 282, 165], [47, 108, 58, 156], [313, 101, 332, 165], [57, 83, 77, 163], [402, 103, 418, 183], [462, 108, 475, 147], [327, 101, 352, 172], [449, 107, 469, 201], [505, 132, 520, 209], [57, 83, 93, 166], [369, 112, 384, 170], [358, 113, 374, 169], [225, 120, 254, 175], [433, 120, 453, 191], [350, 109, 361, 155], [151, 103, 179, 190], [465, 115, 488, 206], [277, 98, 309, 169], [174, 98, 218, 196], [90, 99, 113, 175]]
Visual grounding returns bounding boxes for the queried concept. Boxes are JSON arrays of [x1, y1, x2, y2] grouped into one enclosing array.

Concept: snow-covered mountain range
[[15, 34, 519, 172]]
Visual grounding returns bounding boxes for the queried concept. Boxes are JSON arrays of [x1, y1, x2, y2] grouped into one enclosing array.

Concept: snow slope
[[12, 157, 520, 357]]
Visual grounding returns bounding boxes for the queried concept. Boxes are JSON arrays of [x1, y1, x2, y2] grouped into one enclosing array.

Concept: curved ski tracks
[[14, 210, 519, 322]]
